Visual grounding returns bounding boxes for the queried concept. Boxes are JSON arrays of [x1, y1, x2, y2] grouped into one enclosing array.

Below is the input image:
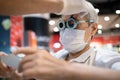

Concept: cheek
[[76, 24, 86, 30], [76, 23, 88, 30]]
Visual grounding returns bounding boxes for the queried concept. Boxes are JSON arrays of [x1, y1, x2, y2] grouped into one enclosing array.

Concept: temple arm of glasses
[[77, 19, 94, 23]]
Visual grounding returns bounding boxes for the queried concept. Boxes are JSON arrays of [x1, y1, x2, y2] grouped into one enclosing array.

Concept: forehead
[[62, 13, 88, 21]]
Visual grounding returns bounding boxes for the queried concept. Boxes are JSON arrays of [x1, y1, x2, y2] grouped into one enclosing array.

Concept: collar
[[69, 48, 95, 63]]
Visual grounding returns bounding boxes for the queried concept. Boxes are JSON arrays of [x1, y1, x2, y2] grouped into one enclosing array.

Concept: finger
[[7, 66, 15, 71], [13, 70, 23, 78], [0, 61, 11, 77], [13, 47, 37, 55], [0, 52, 7, 56], [37, 50, 58, 63], [0, 61, 5, 68], [22, 68, 36, 79], [0, 52, 8, 72], [0, 52, 8, 71], [18, 61, 34, 73], [23, 61, 34, 70], [20, 54, 35, 66], [18, 54, 35, 72], [0, 61, 14, 72]]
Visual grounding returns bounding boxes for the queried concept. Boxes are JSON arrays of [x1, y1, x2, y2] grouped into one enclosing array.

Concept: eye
[[68, 20, 74, 28], [56, 19, 66, 31], [67, 18, 77, 29], [59, 22, 64, 28]]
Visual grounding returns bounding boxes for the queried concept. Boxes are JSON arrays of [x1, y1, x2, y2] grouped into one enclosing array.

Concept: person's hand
[[56, 0, 88, 15], [0, 52, 13, 78], [6, 70, 23, 80], [13, 47, 70, 80]]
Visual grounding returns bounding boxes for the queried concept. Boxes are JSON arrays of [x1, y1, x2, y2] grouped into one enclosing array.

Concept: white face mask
[[60, 28, 89, 53]]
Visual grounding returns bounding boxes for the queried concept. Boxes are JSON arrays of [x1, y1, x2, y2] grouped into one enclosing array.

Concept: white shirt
[[54, 48, 120, 70], [95, 48, 120, 70]]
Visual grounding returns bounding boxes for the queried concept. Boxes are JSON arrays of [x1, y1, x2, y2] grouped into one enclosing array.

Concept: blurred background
[[0, 0, 120, 54]]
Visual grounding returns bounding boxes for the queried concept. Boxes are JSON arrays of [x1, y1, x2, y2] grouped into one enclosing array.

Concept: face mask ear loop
[[85, 36, 91, 45]]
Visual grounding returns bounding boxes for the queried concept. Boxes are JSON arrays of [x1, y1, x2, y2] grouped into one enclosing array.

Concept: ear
[[90, 23, 98, 36]]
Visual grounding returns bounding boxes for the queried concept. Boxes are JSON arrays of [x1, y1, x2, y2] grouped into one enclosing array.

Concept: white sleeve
[[53, 49, 69, 59], [55, 0, 88, 15], [112, 62, 120, 70], [95, 49, 120, 70]]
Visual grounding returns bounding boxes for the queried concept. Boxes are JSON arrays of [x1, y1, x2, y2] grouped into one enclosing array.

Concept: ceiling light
[[49, 20, 55, 25], [104, 16, 110, 21], [116, 10, 120, 14], [53, 42, 61, 48], [98, 30, 102, 34], [98, 25, 103, 29], [53, 27, 59, 32], [115, 24, 120, 28], [95, 8, 100, 13]]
